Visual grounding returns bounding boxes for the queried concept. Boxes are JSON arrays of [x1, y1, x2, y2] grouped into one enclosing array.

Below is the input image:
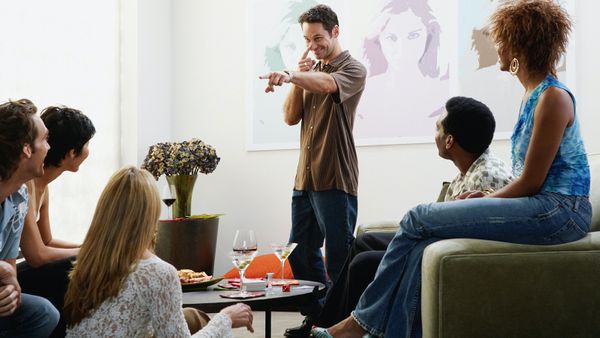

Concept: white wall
[[575, 1, 600, 154], [6, 1, 596, 276], [121, 0, 173, 167], [0, 0, 121, 243], [137, 0, 173, 164], [168, 0, 600, 276]]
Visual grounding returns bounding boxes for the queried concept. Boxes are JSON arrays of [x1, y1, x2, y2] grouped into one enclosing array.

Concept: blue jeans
[[352, 192, 592, 337], [288, 190, 357, 288], [0, 293, 60, 338]]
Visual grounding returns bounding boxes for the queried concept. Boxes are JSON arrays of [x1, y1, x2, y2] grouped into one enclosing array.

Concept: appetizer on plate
[[178, 269, 212, 284]]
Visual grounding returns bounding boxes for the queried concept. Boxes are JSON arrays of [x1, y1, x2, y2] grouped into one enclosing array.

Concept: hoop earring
[[509, 58, 519, 75]]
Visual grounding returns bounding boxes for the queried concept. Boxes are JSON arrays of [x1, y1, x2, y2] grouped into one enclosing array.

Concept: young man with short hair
[[0, 99, 59, 337], [261, 6, 367, 335], [291, 96, 514, 335], [19, 106, 96, 337], [261, 2, 367, 320]]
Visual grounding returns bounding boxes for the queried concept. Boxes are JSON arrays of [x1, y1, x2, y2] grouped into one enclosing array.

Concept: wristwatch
[[283, 70, 294, 83]]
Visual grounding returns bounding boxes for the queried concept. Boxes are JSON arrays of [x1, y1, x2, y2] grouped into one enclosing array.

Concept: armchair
[[356, 154, 600, 338]]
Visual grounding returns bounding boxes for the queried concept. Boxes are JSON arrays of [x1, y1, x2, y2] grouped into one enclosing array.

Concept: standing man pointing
[[260, 4, 366, 335]]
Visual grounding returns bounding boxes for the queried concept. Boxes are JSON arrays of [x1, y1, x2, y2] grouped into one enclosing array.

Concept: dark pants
[[289, 190, 357, 286], [316, 231, 394, 327], [289, 189, 357, 317], [0, 293, 59, 338], [17, 256, 76, 338]]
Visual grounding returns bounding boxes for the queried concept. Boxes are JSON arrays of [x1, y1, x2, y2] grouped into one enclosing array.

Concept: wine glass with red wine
[[161, 184, 176, 220]]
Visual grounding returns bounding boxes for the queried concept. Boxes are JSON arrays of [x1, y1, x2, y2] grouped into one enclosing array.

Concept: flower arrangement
[[141, 138, 220, 219], [141, 138, 220, 179]]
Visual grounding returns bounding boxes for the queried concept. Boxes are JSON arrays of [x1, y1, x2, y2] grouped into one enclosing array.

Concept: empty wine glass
[[270, 242, 297, 282], [161, 184, 176, 220], [231, 230, 258, 296]]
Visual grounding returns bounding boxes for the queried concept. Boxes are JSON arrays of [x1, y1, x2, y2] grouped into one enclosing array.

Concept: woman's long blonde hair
[[64, 166, 161, 326]]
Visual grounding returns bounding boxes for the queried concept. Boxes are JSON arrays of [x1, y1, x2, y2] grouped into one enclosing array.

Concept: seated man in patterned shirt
[[286, 96, 513, 336]]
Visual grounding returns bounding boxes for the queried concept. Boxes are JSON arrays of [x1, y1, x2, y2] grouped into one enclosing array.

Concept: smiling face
[[26, 115, 50, 178], [302, 22, 339, 62], [379, 10, 427, 72]]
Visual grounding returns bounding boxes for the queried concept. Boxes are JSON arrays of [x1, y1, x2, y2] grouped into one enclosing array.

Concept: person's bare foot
[[326, 316, 366, 338]]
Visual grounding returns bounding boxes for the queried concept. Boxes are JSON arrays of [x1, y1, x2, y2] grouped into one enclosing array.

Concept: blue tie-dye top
[[511, 75, 590, 196]]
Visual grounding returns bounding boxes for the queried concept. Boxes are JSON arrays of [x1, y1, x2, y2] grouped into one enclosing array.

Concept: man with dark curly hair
[[0, 99, 59, 337]]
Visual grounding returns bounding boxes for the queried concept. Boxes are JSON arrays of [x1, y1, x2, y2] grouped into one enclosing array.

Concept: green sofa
[[356, 153, 600, 338]]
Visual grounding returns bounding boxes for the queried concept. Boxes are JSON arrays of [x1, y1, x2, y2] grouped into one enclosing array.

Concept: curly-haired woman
[[312, 1, 591, 337]]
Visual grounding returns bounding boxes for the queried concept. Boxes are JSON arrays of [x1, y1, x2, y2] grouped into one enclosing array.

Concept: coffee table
[[182, 279, 325, 338]]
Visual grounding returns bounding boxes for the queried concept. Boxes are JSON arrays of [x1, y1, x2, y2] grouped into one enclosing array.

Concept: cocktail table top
[[182, 279, 325, 312]]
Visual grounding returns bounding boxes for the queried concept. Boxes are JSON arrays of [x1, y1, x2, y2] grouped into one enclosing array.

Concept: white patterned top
[[66, 255, 232, 338], [445, 149, 514, 201]]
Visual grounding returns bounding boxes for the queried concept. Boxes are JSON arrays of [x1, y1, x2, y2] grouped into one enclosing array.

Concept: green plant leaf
[[189, 213, 224, 219]]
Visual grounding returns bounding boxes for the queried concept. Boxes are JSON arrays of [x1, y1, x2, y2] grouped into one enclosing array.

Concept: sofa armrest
[[421, 232, 600, 338], [355, 182, 450, 237], [355, 220, 399, 236]]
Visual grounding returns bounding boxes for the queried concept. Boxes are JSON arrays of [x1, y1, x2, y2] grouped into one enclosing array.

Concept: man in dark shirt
[[260, 4, 366, 336]]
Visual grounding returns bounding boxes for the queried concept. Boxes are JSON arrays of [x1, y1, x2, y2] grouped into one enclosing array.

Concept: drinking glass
[[270, 242, 297, 282], [231, 230, 258, 295], [161, 184, 176, 220], [229, 250, 258, 296]]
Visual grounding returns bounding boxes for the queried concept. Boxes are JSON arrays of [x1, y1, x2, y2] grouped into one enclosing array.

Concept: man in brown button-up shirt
[[260, 5, 366, 335]]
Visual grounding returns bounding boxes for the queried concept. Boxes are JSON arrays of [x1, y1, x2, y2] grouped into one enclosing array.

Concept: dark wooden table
[[182, 279, 325, 338]]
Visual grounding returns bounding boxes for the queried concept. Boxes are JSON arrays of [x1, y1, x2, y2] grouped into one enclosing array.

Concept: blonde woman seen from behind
[[64, 167, 253, 338]]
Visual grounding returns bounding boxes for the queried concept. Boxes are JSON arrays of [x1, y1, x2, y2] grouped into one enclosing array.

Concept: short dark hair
[[298, 4, 339, 34], [442, 96, 495, 157], [0, 99, 38, 180], [41, 106, 96, 167]]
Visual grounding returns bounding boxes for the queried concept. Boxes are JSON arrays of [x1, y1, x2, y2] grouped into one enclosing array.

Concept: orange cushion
[[223, 253, 294, 279]]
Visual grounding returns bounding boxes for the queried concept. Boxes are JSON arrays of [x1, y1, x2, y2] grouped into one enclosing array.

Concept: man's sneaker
[[284, 317, 313, 337]]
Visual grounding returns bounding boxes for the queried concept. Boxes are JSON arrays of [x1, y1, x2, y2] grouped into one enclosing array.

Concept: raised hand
[[259, 47, 316, 93], [258, 71, 291, 93], [297, 46, 315, 72]]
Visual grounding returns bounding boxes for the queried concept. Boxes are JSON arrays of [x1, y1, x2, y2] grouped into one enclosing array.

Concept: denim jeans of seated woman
[[351, 192, 592, 338]]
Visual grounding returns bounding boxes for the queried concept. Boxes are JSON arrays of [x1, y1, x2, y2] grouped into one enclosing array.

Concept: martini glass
[[229, 250, 258, 296], [270, 242, 297, 282]]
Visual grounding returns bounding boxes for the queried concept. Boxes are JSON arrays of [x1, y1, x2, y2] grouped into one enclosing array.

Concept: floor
[[209, 311, 303, 338]]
